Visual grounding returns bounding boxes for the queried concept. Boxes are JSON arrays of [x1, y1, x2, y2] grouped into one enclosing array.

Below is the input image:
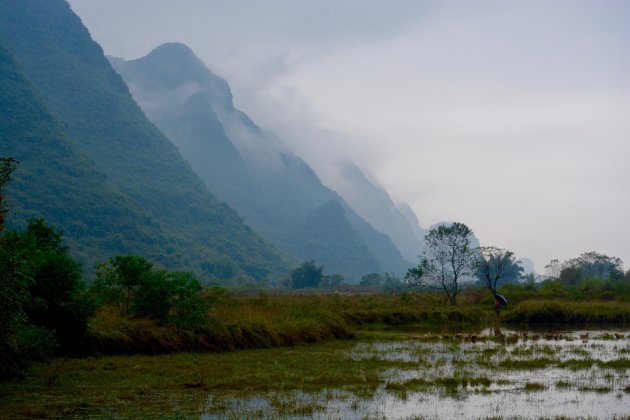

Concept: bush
[[92, 256, 208, 329]]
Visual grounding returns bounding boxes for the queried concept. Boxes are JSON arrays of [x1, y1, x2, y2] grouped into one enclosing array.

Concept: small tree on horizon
[[289, 261, 323, 289], [405, 222, 475, 305], [474, 246, 523, 297]]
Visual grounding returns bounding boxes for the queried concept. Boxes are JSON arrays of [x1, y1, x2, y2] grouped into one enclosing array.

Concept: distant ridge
[[112, 42, 411, 279], [330, 162, 427, 262]]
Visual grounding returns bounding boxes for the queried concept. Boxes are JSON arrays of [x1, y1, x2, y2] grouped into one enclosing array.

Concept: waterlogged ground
[[2, 327, 630, 419]]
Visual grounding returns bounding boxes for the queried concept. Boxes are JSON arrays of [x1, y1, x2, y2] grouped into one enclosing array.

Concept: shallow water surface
[[203, 327, 630, 419]]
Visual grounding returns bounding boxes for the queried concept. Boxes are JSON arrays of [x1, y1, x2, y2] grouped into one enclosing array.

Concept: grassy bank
[[87, 292, 630, 356], [87, 292, 492, 355], [503, 300, 630, 324]]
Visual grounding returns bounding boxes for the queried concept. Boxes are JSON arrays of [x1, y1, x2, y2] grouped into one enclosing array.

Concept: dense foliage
[[0, 218, 94, 379], [288, 261, 324, 289], [93, 256, 207, 329]]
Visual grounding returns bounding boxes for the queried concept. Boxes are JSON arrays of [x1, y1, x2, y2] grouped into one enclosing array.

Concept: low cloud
[[70, 0, 630, 271]]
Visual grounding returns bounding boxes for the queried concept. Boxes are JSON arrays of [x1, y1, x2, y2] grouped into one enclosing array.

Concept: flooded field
[[3, 326, 630, 419], [201, 327, 630, 419]]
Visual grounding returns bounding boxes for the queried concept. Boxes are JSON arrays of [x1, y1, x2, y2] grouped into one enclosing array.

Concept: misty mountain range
[[1, 0, 446, 283], [110, 42, 430, 279]]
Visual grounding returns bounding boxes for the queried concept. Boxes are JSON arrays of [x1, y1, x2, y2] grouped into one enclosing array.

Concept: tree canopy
[[406, 222, 475, 305], [474, 246, 523, 296]]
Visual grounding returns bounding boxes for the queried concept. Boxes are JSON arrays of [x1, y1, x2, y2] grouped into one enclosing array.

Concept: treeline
[[2, 216, 630, 381], [282, 260, 406, 292]]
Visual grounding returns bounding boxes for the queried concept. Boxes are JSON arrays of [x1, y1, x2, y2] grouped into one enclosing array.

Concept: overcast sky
[[68, 0, 630, 273]]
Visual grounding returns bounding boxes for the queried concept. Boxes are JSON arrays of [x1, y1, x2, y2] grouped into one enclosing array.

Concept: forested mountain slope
[[0, 0, 286, 281]]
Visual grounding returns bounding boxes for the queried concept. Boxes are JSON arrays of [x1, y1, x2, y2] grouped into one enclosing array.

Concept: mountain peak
[[117, 42, 234, 109], [146, 42, 197, 63]]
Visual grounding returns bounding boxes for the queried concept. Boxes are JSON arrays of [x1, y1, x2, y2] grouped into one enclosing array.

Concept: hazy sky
[[68, 0, 630, 273]]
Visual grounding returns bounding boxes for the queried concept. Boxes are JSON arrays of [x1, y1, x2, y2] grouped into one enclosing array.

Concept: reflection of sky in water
[[203, 328, 630, 419]]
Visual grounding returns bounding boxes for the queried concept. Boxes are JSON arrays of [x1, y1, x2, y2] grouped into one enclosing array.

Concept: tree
[[167, 272, 205, 329], [474, 247, 523, 296], [382, 273, 406, 293], [94, 256, 154, 316], [563, 251, 623, 281], [4, 219, 94, 353], [289, 261, 323, 289], [321, 274, 344, 289], [558, 266, 581, 287], [0, 157, 17, 233], [406, 222, 476, 305], [544, 259, 561, 280], [93, 256, 207, 327], [360, 273, 383, 287], [0, 229, 31, 379]]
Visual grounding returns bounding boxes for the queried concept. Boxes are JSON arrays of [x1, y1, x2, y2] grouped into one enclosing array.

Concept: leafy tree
[[406, 222, 475, 305], [320, 274, 344, 289], [475, 247, 524, 296], [544, 259, 561, 280], [3, 219, 94, 353], [94, 256, 154, 316], [360, 273, 383, 287], [382, 273, 406, 293], [0, 234, 31, 379], [559, 266, 582, 287], [289, 261, 323, 289], [167, 272, 205, 329], [0, 158, 29, 378], [0, 157, 16, 233], [132, 270, 172, 322], [93, 256, 206, 327], [563, 251, 624, 281]]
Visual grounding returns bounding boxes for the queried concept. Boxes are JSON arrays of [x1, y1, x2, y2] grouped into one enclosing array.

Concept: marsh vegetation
[[2, 326, 630, 419]]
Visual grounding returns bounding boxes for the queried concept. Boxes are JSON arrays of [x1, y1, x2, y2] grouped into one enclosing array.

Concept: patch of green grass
[[597, 358, 630, 369], [567, 347, 591, 357], [503, 300, 630, 324], [537, 344, 559, 356], [269, 395, 326, 416], [495, 357, 556, 369], [0, 341, 394, 418], [577, 385, 612, 393], [510, 346, 534, 357], [555, 380, 572, 389], [523, 382, 547, 391], [386, 374, 493, 394], [558, 358, 594, 370]]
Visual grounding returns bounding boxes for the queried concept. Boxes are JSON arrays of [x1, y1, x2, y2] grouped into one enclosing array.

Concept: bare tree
[[405, 222, 475, 305]]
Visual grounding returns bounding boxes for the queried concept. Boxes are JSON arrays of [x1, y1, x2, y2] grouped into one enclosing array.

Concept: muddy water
[[203, 328, 630, 419]]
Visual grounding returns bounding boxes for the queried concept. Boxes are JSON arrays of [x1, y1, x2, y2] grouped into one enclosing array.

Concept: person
[[494, 297, 502, 314]]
